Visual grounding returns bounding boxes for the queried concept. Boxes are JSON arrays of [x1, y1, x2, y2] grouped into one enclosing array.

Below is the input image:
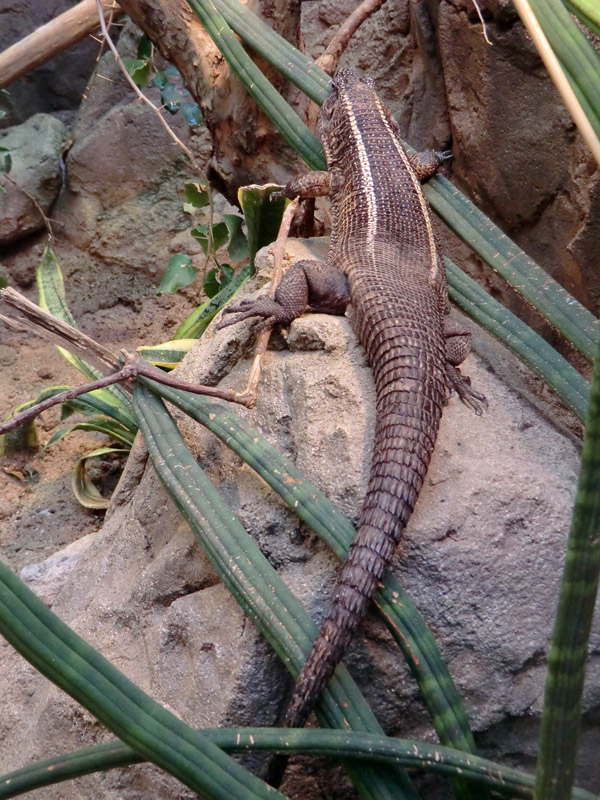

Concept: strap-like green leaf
[[0, 729, 595, 800], [134, 383, 422, 800], [138, 377, 480, 780], [534, 326, 600, 797], [446, 257, 590, 421], [0, 560, 288, 800]]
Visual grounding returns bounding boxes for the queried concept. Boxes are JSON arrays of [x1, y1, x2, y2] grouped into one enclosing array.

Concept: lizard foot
[[215, 297, 292, 333], [446, 365, 488, 416]]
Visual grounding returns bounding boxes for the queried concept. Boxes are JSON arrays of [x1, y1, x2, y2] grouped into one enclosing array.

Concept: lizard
[[217, 67, 487, 729]]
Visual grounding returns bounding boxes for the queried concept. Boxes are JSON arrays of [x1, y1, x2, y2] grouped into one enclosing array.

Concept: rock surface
[[0, 114, 67, 243], [0, 244, 594, 799]]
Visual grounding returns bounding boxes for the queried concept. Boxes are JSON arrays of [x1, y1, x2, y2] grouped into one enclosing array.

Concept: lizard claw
[[215, 297, 287, 332], [446, 365, 488, 416]]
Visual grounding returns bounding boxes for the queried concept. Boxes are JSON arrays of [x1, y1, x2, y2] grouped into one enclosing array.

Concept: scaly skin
[[219, 68, 486, 729]]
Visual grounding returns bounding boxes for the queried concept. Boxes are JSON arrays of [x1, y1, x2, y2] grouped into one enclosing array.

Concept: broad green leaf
[[203, 267, 221, 298], [0, 385, 70, 455], [191, 222, 228, 254], [224, 214, 249, 261], [122, 58, 151, 88], [61, 388, 138, 433], [136, 33, 153, 60], [184, 182, 209, 211], [152, 69, 167, 89], [157, 253, 197, 294], [72, 447, 128, 510], [137, 339, 197, 368], [238, 183, 289, 270]]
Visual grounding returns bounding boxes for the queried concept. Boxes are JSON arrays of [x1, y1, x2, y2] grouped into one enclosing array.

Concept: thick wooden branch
[[0, 0, 123, 90]]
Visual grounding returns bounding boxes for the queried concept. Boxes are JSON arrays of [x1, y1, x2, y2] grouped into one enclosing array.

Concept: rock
[[0, 114, 67, 244], [0, 244, 592, 798]]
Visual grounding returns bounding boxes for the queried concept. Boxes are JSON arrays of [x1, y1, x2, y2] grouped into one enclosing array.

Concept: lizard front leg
[[216, 259, 350, 333]]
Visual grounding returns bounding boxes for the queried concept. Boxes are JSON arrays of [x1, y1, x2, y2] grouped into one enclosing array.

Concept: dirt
[[0, 276, 197, 574]]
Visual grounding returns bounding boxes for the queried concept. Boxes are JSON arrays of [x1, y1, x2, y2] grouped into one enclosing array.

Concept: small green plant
[[123, 34, 203, 126]]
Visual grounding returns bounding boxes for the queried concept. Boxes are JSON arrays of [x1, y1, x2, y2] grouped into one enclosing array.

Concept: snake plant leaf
[[446, 257, 590, 421], [525, 0, 600, 139], [174, 264, 252, 339], [137, 339, 197, 369], [0, 385, 70, 455], [0, 730, 596, 800], [139, 377, 480, 771], [44, 417, 136, 450], [61, 388, 139, 434], [156, 253, 197, 295], [0, 560, 288, 800], [36, 247, 135, 418], [72, 446, 129, 509], [133, 383, 422, 800], [563, 0, 600, 35], [533, 325, 600, 798], [238, 183, 289, 271], [185, 0, 326, 171]]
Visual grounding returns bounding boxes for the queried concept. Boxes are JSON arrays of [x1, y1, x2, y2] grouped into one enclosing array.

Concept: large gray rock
[[0, 113, 67, 243], [0, 242, 592, 798]]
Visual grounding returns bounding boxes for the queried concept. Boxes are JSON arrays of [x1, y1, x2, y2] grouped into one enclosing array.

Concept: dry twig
[[317, 0, 386, 75]]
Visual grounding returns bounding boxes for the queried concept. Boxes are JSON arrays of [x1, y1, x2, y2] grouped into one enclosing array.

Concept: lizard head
[[318, 68, 378, 161]]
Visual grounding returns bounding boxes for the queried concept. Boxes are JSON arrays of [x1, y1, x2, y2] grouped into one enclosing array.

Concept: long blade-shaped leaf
[[533, 331, 600, 796], [138, 378, 479, 765], [446, 257, 590, 421], [0, 559, 288, 800], [186, 0, 325, 170], [0, 729, 596, 800], [133, 383, 421, 800]]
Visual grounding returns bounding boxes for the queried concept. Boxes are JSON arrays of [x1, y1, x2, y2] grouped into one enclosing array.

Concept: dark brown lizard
[[218, 68, 486, 729]]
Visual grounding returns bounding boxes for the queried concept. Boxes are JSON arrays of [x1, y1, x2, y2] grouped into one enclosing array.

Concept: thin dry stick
[[471, 0, 492, 45], [513, 0, 600, 166], [94, 0, 202, 174], [235, 196, 300, 404], [317, 0, 386, 74]]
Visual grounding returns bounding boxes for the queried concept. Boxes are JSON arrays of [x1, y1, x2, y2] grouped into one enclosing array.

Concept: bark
[[116, 0, 305, 200], [0, 0, 123, 91]]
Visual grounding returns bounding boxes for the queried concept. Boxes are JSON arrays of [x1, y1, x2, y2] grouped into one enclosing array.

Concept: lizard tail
[[283, 301, 447, 729], [283, 400, 440, 729]]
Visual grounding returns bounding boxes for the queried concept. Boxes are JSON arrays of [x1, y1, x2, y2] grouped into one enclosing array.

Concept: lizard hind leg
[[443, 316, 488, 415]]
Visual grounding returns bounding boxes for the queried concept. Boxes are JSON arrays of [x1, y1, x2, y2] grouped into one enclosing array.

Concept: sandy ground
[[0, 284, 196, 573]]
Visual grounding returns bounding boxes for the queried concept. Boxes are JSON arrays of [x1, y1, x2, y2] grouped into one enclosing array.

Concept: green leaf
[[157, 253, 197, 294], [137, 339, 197, 369], [36, 248, 136, 420], [137, 33, 153, 60], [184, 182, 209, 209], [174, 265, 252, 339], [238, 184, 288, 271], [0, 559, 286, 800], [203, 267, 221, 298], [181, 101, 203, 126], [191, 221, 228, 255], [71, 447, 128, 510], [223, 214, 249, 261], [122, 58, 152, 88], [44, 417, 136, 450], [0, 730, 596, 800], [161, 83, 183, 113], [534, 326, 600, 799], [0, 266, 9, 288], [61, 388, 138, 434]]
